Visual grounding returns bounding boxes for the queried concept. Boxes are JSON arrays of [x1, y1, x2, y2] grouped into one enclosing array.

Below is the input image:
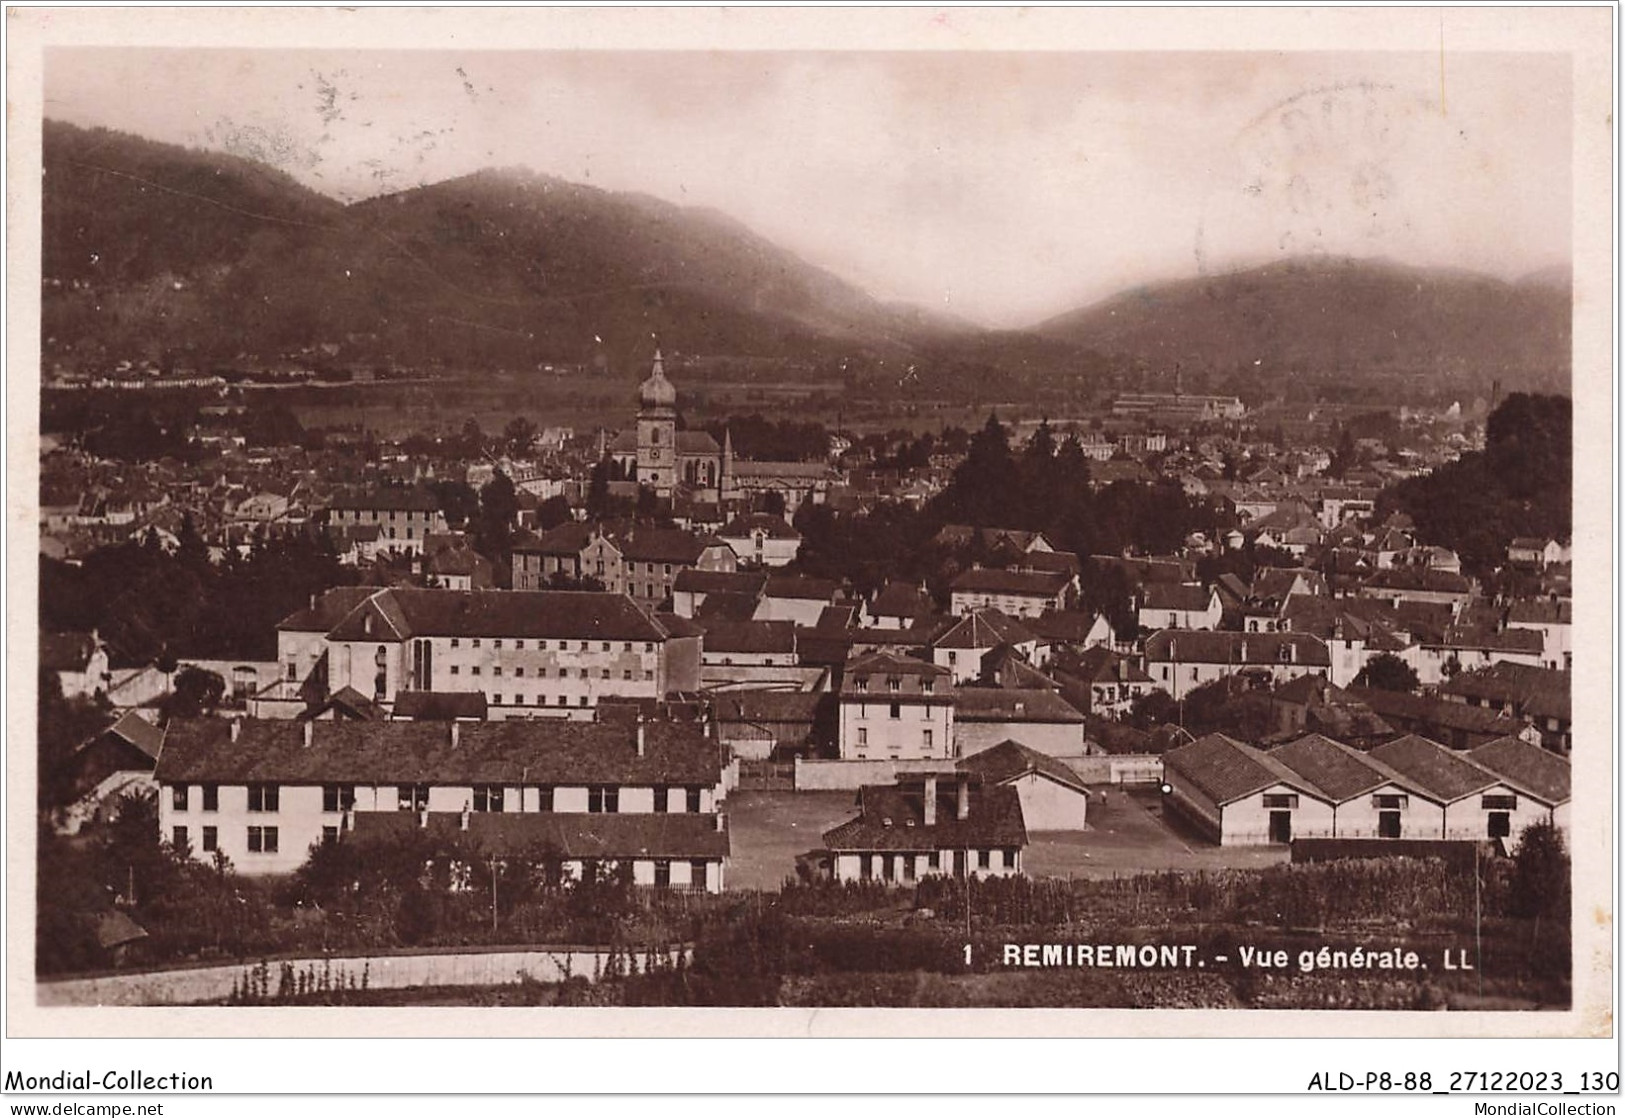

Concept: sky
[[44, 46, 1573, 328]]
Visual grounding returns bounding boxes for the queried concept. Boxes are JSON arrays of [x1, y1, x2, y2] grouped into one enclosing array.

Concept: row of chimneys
[[232, 713, 653, 756], [921, 774, 971, 827]]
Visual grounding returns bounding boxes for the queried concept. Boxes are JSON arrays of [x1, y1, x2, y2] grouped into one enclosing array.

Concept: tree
[[474, 471, 519, 561], [160, 666, 226, 723], [503, 416, 537, 456], [1129, 688, 1179, 730], [1508, 818, 1570, 920], [536, 495, 573, 531], [761, 490, 787, 518], [586, 458, 613, 519], [1353, 652, 1420, 692]]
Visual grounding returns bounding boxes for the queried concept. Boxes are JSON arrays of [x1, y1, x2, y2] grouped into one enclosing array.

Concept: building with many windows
[[820, 772, 1027, 883], [325, 488, 447, 555], [836, 653, 955, 761], [154, 717, 730, 886]]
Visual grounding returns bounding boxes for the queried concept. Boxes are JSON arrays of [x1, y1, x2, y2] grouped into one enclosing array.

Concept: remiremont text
[[1000, 943, 1433, 972], [4, 1071, 213, 1092]]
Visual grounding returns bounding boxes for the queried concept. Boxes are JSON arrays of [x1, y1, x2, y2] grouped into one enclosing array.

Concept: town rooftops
[[958, 739, 1089, 795], [949, 568, 1070, 596], [1506, 599, 1573, 626], [932, 608, 1038, 650], [1024, 610, 1107, 644], [1163, 733, 1326, 806], [1468, 736, 1571, 806], [351, 810, 730, 860], [1347, 687, 1528, 737], [822, 782, 1027, 852], [710, 690, 826, 725], [620, 527, 724, 565], [952, 688, 1084, 724], [323, 588, 673, 643], [1363, 568, 1473, 594], [1057, 645, 1152, 686], [764, 574, 839, 601], [154, 717, 724, 787], [840, 652, 952, 694], [869, 580, 935, 620], [1439, 662, 1571, 723], [1367, 735, 1500, 803]]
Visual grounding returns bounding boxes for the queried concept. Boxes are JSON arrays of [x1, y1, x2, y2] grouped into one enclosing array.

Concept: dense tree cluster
[[39, 521, 354, 665], [1381, 393, 1571, 577], [699, 414, 831, 462]]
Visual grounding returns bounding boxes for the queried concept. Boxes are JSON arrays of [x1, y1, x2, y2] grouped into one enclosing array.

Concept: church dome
[[637, 350, 677, 410]]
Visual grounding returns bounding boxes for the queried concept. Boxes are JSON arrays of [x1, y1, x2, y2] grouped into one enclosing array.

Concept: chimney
[[956, 776, 970, 821], [230, 718, 242, 743], [302, 721, 313, 748], [923, 775, 938, 827], [636, 713, 646, 757], [714, 812, 725, 834], [450, 722, 460, 748]]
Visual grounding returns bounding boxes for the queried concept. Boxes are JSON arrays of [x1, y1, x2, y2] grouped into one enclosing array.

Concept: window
[[859, 854, 873, 880], [493, 639, 503, 650], [624, 642, 634, 652], [601, 642, 611, 652], [645, 642, 655, 653], [322, 785, 354, 813], [1488, 812, 1511, 839], [855, 676, 869, 692], [654, 786, 668, 814], [882, 854, 895, 881], [689, 860, 708, 890], [686, 787, 702, 813], [201, 784, 218, 812], [654, 859, 672, 888], [493, 694, 503, 705], [922, 679, 934, 695], [601, 668, 611, 680], [579, 696, 590, 707], [471, 666, 481, 677], [514, 667, 525, 678], [472, 639, 481, 649], [1261, 793, 1298, 809], [450, 664, 461, 676], [474, 785, 504, 813], [1372, 794, 1409, 810], [451, 638, 460, 648], [172, 785, 189, 811], [1003, 849, 1017, 869], [623, 669, 633, 681], [578, 669, 589, 680], [246, 826, 278, 854], [514, 693, 525, 705], [588, 786, 619, 814], [398, 784, 430, 811], [1482, 794, 1518, 810], [581, 641, 590, 652], [558, 667, 569, 678], [927, 852, 940, 870], [857, 727, 868, 746], [322, 825, 339, 845], [514, 640, 524, 650], [923, 729, 934, 751], [977, 849, 991, 869], [558, 696, 568, 706], [888, 676, 901, 692], [890, 702, 901, 720], [172, 825, 188, 850], [285, 661, 298, 681], [644, 670, 654, 682], [201, 826, 218, 853], [535, 786, 555, 812], [247, 784, 279, 812], [902, 857, 916, 881], [493, 667, 503, 677], [538, 640, 548, 651]]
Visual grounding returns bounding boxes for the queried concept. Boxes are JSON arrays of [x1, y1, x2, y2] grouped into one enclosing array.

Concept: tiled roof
[[1268, 734, 1394, 803], [870, 581, 935, 619], [350, 810, 730, 859], [1468, 736, 1571, 806], [392, 691, 489, 720], [764, 574, 839, 601], [841, 652, 952, 690], [1506, 600, 1572, 626], [154, 718, 723, 786], [672, 569, 768, 597], [621, 527, 721, 564], [932, 608, 1038, 650], [275, 586, 378, 633], [699, 620, 797, 655], [693, 592, 763, 622], [1141, 583, 1218, 612], [1439, 663, 1571, 722], [1143, 630, 1331, 667], [822, 782, 1027, 851], [1164, 733, 1327, 806], [328, 487, 441, 512], [325, 589, 671, 643], [1055, 645, 1152, 686], [731, 459, 834, 479], [958, 739, 1088, 795], [1363, 569, 1473, 594], [1368, 735, 1499, 802], [1024, 610, 1107, 644], [950, 568, 1069, 597], [952, 688, 1084, 724], [99, 709, 165, 761], [1348, 687, 1526, 735], [711, 691, 825, 724], [719, 514, 801, 540]]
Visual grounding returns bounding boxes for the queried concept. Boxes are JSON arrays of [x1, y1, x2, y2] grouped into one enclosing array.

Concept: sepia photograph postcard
[[2, 5, 1615, 1085]]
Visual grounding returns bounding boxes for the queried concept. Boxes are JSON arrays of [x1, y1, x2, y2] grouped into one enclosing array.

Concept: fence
[[1063, 754, 1164, 785], [794, 754, 1165, 791], [36, 945, 688, 1007]]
